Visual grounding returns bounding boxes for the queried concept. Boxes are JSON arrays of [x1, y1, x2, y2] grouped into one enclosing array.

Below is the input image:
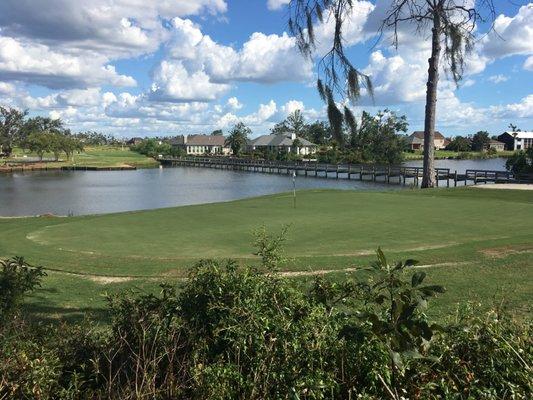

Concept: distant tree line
[[0, 106, 85, 161], [131, 138, 184, 158], [445, 131, 494, 153]]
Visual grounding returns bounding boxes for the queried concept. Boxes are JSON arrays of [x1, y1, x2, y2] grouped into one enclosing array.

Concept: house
[[406, 131, 446, 151], [488, 139, 506, 152], [247, 133, 317, 155], [497, 131, 533, 151], [171, 135, 231, 155], [126, 137, 143, 146]]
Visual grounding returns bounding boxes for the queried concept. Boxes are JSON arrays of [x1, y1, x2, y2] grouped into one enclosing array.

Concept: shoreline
[[0, 162, 153, 174]]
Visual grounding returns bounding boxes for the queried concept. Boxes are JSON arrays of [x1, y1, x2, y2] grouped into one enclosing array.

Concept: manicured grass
[[1, 187, 531, 322], [5, 146, 158, 169]]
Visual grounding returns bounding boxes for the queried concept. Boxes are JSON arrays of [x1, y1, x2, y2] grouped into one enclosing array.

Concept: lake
[[0, 158, 508, 217], [0, 167, 391, 216]]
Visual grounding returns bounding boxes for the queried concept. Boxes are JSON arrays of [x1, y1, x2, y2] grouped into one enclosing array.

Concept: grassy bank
[[2, 146, 158, 170], [403, 149, 515, 160], [0, 187, 531, 322]]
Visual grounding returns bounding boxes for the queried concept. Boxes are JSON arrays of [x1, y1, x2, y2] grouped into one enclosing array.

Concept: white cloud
[[490, 95, 533, 119], [0, 0, 227, 58], [524, 56, 533, 71], [149, 18, 312, 102], [0, 36, 136, 89], [267, 0, 290, 11], [227, 97, 243, 110], [480, 4, 533, 60], [0, 0, 228, 91], [149, 60, 230, 102], [488, 74, 509, 84], [361, 50, 427, 105]]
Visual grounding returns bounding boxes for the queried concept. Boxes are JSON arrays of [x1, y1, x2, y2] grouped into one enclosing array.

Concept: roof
[[250, 134, 316, 147], [501, 131, 533, 139], [171, 135, 227, 146], [407, 136, 424, 145], [489, 139, 505, 144], [169, 136, 185, 145], [409, 131, 445, 141]]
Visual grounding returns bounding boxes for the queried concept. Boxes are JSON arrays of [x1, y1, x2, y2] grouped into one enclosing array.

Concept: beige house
[[248, 133, 317, 155], [171, 135, 231, 155], [407, 131, 446, 151], [488, 140, 505, 152]]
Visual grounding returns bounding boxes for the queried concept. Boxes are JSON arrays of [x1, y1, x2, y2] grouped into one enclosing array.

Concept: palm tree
[[225, 122, 251, 156], [287, 0, 495, 188]]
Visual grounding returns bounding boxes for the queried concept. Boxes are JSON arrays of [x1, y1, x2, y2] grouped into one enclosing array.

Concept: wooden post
[[454, 171, 457, 187]]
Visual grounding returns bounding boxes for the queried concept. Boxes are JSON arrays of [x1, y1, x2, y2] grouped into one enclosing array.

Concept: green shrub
[[0, 257, 46, 323]]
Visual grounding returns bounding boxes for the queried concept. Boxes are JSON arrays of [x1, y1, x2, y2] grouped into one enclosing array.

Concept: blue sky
[[0, 0, 531, 138]]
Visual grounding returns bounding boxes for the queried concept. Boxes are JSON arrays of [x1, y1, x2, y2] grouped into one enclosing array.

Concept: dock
[[159, 157, 530, 187]]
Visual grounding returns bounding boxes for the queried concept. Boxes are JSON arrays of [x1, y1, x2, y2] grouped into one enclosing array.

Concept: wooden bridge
[[159, 157, 528, 187]]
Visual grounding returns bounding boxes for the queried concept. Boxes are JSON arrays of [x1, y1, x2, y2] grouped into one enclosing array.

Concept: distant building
[[488, 139, 506, 152], [407, 131, 446, 151], [248, 133, 317, 155], [126, 137, 143, 146], [497, 131, 533, 151], [171, 135, 231, 155]]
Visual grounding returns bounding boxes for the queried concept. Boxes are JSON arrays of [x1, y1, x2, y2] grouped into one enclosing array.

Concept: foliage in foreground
[[0, 232, 531, 399], [506, 148, 533, 175]]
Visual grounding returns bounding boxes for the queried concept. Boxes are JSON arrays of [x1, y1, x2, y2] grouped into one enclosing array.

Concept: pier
[[159, 157, 530, 187]]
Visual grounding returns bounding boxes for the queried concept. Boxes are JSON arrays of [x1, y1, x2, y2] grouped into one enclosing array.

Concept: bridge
[[159, 157, 531, 187]]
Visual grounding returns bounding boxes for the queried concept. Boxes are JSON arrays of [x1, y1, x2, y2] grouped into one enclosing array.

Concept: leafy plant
[[0, 257, 46, 323], [357, 249, 445, 397]]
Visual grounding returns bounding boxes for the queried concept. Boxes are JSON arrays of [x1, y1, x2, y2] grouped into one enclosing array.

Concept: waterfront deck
[[159, 157, 531, 187]]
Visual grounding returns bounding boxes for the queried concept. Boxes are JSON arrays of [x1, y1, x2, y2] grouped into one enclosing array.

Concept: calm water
[[0, 158, 508, 217], [0, 167, 391, 216]]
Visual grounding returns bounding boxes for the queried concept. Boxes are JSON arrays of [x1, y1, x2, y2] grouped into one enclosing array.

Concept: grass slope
[[1, 187, 531, 322], [5, 146, 158, 169]]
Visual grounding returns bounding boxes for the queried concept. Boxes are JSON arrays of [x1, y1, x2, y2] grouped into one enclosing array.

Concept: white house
[[171, 135, 232, 155], [497, 131, 533, 151], [248, 133, 317, 155]]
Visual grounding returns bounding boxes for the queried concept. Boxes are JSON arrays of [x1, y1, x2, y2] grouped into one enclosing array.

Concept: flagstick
[[292, 171, 296, 209]]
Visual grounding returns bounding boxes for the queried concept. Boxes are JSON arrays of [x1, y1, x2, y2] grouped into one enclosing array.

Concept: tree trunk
[[421, 11, 442, 188]]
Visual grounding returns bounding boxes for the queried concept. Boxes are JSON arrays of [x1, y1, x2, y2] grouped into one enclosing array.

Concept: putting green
[[1, 187, 532, 321]]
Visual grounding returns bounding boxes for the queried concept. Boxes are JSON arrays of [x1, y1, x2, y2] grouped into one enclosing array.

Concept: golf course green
[[1, 187, 531, 321]]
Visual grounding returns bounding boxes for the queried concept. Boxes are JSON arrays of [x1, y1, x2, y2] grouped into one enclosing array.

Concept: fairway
[[1, 187, 532, 321]]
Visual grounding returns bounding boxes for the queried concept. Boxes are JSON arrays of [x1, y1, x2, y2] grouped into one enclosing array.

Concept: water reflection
[[0, 158, 509, 217], [0, 167, 389, 216]]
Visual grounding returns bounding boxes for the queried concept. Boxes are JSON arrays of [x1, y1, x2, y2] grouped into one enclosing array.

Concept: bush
[[0, 257, 46, 323], [506, 148, 533, 175]]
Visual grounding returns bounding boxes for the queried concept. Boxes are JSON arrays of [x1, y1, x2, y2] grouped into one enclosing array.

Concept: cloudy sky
[[0, 0, 531, 138]]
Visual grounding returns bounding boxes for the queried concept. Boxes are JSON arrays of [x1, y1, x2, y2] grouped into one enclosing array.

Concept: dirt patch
[[87, 276, 133, 284], [279, 261, 471, 278], [480, 245, 533, 259]]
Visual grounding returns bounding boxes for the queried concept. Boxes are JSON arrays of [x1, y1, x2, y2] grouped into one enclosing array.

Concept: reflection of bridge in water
[[160, 157, 531, 187]]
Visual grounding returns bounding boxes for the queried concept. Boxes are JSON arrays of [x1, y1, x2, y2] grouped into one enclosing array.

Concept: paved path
[[473, 183, 533, 190]]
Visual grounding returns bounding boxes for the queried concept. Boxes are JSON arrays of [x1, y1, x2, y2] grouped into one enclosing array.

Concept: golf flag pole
[[292, 170, 296, 209]]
